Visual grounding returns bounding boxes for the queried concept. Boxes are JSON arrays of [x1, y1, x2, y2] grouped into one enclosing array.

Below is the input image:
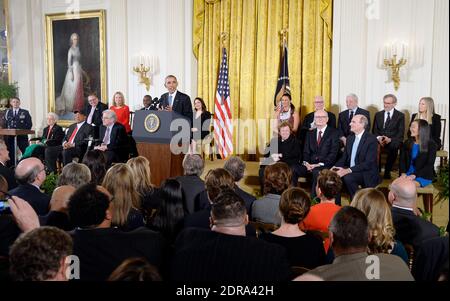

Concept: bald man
[[41, 185, 77, 231], [389, 176, 439, 247], [8, 158, 50, 215]]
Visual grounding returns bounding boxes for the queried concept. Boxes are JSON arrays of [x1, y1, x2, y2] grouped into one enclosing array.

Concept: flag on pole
[[273, 42, 290, 107], [214, 47, 233, 159]]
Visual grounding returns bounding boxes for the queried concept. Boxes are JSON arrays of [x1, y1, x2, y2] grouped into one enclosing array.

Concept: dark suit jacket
[[372, 109, 405, 144], [338, 108, 371, 138], [42, 124, 65, 146], [63, 122, 94, 157], [5, 108, 32, 130], [335, 131, 380, 187], [299, 110, 336, 143], [160, 90, 193, 122], [409, 113, 442, 148], [98, 123, 129, 162], [399, 138, 437, 180], [176, 175, 205, 214], [391, 206, 440, 248], [263, 135, 301, 166], [83, 102, 108, 127], [192, 111, 212, 140], [0, 162, 17, 190], [235, 185, 256, 218], [171, 228, 290, 281], [8, 184, 50, 216], [303, 126, 340, 168]]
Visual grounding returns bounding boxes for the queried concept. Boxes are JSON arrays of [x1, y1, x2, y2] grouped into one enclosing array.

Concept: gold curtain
[[193, 0, 333, 155]]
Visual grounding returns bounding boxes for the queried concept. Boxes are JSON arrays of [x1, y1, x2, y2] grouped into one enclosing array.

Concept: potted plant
[[435, 164, 449, 204], [0, 81, 18, 108]]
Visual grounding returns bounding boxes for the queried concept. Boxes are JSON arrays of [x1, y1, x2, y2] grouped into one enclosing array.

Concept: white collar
[[317, 125, 327, 133], [385, 108, 395, 115], [392, 204, 414, 212], [355, 130, 365, 139]]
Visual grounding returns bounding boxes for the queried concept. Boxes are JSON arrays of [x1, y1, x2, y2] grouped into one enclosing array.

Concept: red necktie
[[317, 130, 322, 145], [68, 126, 78, 144], [47, 126, 53, 140]]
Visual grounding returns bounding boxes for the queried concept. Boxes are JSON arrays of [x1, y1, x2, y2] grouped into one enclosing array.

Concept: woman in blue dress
[[399, 119, 437, 187]]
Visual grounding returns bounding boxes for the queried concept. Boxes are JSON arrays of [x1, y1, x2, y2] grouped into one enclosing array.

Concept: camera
[[0, 200, 11, 214]]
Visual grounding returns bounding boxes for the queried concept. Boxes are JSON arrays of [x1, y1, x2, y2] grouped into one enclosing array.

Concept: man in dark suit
[[4, 97, 33, 166], [8, 157, 50, 216], [223, 156, 256, 218], [41, 113, 65, 147], [301, 110, 340, 197], [176, 154, 206, 214], [159, 75, 193, 122], [0, 140, 17, 190], [333, 114, 380, 199], [94, 110, 129, 166], [45, 111, 93, 173], [299, 96, 336, 144], [83, 93, 108, 139], [68, 184, 165, 281], [388, 176, 440, 248], [337, 93, 371, 146], [373, 94, 405, 179], [172, 189, 290, 281]]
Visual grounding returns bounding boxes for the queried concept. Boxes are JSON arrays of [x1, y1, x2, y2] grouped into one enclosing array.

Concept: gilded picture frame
[[45, 10, 107, 127]]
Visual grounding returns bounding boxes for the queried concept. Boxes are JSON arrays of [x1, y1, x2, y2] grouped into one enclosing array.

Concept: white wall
[[332, 0, 449, 151], [7, 0, 196, 134]]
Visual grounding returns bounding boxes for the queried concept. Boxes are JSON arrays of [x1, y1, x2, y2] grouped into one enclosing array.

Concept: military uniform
[[4, 108, 32, 165]]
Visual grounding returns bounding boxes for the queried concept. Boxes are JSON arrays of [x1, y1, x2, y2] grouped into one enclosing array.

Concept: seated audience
[[148, 179, 186, 243], [388, 176, 440, 248], [409, 97, 442, 148], [9, 157, 50, 215], [176, 154, 205, 214], [300, 110, 340, 196], [301, 169, 342, 251], [0, 140, 17, 190], [94, 110, 129, 166], [57, 162, 91, 188], [108, 257, 162, 281], [351, 188, 408, 263], [171, 189, 290, 281], [102, 163, 144, 231], [337, 93, 370, 146], [259, 122, 301, 189], [82, 150, 107, 185], [372, 94, 405, 179], [224, 156, 256, 218], [45, 110, 93, 173], [253, 162, 292, 225], [83, 92, 108, 139], [273, 93, 300, 133], [399, 119, 437, 187], [412, 236, 449, 281], [68, 183, 165, 280], [191, 97, 212, 153], [9, 226, 73, 281], [259, 187, 326, 269], [301, 206, 414, 281], [43, 185, 76, 231], [333, 114, 380, 199], [299, 96, 336, 144]]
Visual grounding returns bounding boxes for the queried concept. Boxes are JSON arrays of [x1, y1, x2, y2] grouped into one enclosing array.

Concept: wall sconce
[[382, 42, 408, 90], [132, 54, 156, 91]]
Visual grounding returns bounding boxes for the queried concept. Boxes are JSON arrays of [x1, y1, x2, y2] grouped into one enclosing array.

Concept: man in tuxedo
[[45, 111, 93, 172], [337, 93, 371, 146], [94, 110, 128, 166], [4, 97, 33, 166], [301, 110, 340, 197], [373, 94, 405, 179], [388, 176, 440, 248], [159, 75, 193, 122], [0, 140, 17, 190], [333, 114, 380, 199], [83, 93, 108, 139], [8, 157, 50, 215], [298, 96, 336, 145]]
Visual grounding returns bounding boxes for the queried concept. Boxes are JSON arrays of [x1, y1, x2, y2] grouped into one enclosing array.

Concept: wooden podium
[[132, 110, 190, 186], [0, 128, 35, 166]]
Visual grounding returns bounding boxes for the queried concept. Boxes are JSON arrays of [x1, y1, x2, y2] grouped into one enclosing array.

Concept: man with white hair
[[94, 110, 128, 166], [299, 96, 336, 145], [337, 93, 371, 146], [389, 175, 439, 247]]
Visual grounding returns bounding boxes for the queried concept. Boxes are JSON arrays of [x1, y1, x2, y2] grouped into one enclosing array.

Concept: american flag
[[214, 48, 233, 158]]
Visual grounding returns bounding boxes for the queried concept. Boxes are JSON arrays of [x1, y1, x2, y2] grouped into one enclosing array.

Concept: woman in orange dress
[[110, 91, 131, 134]]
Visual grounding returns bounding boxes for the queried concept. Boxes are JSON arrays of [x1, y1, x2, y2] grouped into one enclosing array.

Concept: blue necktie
[[350, 136, 360, 167], [169, 95, 173, 106]]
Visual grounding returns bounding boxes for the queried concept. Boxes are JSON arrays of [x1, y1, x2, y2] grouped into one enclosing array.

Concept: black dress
[[192, 111, 212, 141], [259, 232, 326, 269]]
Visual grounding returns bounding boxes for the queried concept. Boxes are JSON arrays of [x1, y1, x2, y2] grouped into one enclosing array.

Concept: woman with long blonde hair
[[350, 188, 408, 263], [102, 163, 144, 230], [409, 97, 442, 148]]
